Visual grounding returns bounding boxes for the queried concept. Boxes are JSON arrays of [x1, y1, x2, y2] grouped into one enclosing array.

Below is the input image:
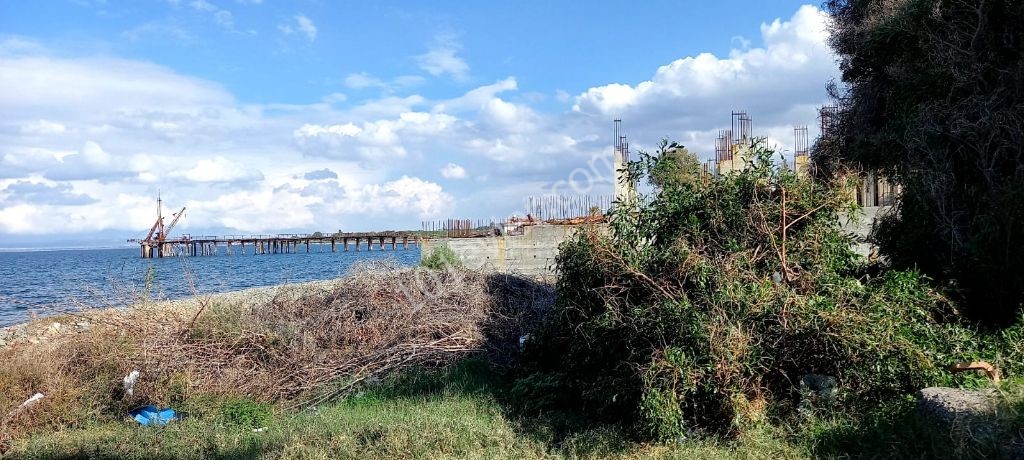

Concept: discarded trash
[[123, 370, 140, 396], [519, 334, 531, 351], [129, 405, 178, 426], [252, 426, 267, 433], [7, 393, 44, 418]]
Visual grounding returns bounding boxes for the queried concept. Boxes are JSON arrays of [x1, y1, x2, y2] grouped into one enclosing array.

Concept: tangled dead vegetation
[[0, 262, 553, 441]]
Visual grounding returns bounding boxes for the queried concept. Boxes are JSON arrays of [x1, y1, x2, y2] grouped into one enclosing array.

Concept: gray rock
[[917, 387, 998, 427], [916, 387, 1023, 458], [798, 374, 838, 414]]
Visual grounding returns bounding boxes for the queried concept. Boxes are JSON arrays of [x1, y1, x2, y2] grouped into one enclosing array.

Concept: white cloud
[[432, 77, 517, 113], [416, 34, 469, 80], [294, 112, 458, 161], [344, 73, 427, 92], [572, 4, 834, 138], [344, 72, 385, 89], [189, 0, 216, 12], [186, 175, 452, 232], [0, 55, 233, 117], [182, 0, 242, 33], [278, 15, 317, 41], [321, 92, 347, 104], [439, 163, 467, 179], [214, 10, 234, 29], [20, 120, 66, 135], [169, 156, 263, 183], [309, 176, 453, 218], [296, 15, 317, 41], [0, 4, 840, 241]]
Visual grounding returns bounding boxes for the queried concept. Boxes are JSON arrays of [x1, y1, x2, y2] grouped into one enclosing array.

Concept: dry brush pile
[[0, 262, 553, 443]]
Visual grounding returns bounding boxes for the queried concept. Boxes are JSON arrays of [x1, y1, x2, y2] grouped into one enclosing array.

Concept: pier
[[129, 195, 418, 259], [132, 233, 420, 258]]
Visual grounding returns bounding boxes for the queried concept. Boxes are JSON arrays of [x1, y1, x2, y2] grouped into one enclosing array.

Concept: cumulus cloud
[[0, 54, 233, 118], [571, 5, 835, 139], [343, 73, 426, 92], [280, 15, 317, 41], [187, 176, 452, 232], [20, 120, 66, 135], [344, 72, 385, 89], [183, 0, 240, 32], [293, 112, 458, 161], [416, 34, 469, 80], [301, 176, 454, 218], [0, 4, 839, 241], [1, 181, 97, 206], [303, 168, 338, 180], [43, 141, 139, 182], [169, 156, 264, 184], [439, 163, 467, 179]]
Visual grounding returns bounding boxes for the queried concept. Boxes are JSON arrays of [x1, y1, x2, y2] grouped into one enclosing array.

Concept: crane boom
[[161, 207, 187, 241], [143, 217, 162, 243]]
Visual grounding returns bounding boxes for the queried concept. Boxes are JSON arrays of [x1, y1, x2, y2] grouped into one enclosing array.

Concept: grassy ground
[[6, 359, 808, 460], [8, 357, 1024, 459]]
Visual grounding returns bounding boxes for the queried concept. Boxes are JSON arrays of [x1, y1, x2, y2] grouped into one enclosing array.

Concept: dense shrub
[[816, 0, 1024, 325], [515, 142, 1021, 440], [421, 245, 462, 270]]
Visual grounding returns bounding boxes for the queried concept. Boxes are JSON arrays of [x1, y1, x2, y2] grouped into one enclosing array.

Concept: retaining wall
[[422, 207, 889, 278], [420, 224, 604, 279]]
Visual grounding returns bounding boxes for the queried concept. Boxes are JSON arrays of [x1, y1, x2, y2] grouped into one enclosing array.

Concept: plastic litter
[[518, 334, 531, 351], [129, 405, 178, 426], [123, 370, 140, 396], [6, 393, 44, 418]]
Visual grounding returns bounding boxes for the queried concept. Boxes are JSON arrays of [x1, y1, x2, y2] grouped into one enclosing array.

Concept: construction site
[[422, 108, 900, 277], [127, 109, 897, 274]]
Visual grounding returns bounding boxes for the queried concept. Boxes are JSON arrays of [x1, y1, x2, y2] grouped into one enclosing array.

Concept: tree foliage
[[514, 143, 1019, 440], [816, 0, 1024, 324]]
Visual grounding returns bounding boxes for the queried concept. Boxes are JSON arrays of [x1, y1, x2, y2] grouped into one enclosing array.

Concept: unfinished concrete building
[[613, 119, 636, 203], [714, 111, 756, 175]]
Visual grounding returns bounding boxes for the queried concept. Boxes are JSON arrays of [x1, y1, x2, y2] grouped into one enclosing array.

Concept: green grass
[[11, 357, 1020, 459], [6, 359, 810, 460]]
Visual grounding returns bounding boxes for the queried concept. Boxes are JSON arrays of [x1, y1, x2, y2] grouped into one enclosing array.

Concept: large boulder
[[917, 387, 1023, 458]]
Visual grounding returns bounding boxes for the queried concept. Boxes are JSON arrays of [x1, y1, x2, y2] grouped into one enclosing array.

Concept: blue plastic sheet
[[129, 405, 178, 426]]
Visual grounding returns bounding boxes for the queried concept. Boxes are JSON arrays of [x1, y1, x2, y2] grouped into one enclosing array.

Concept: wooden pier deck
[[131, 232, 421, 259]]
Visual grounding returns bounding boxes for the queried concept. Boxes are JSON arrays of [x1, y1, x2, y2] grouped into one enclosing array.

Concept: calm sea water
[[0, 244, 420, 327]]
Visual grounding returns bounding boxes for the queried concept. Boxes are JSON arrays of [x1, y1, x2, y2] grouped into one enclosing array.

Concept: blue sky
[[0, 0, 838, 247]]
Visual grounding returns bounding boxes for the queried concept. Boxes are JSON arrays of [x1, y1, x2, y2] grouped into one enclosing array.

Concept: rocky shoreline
[[0, 279, 340, 350]]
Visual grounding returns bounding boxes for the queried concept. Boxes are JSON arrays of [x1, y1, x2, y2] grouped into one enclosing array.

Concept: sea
[[0, 244, 421, 327]]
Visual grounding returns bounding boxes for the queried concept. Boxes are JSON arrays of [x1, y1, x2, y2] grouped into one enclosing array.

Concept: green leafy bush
[[421, 245, 462, 270], [515, 141, 1021, 440], [219, 397, 273, 428], [818, 0, 1024, 325]]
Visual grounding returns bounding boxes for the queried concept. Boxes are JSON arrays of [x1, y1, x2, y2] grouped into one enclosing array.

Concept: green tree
[[817, 0, 1024, 324], [647, 140, 703, 190]]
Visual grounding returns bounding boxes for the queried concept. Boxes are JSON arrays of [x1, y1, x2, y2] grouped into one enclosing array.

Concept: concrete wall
[[841, 206, 891, 256], [423, 207, 889, 279], [420, 224, 603, 279]]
